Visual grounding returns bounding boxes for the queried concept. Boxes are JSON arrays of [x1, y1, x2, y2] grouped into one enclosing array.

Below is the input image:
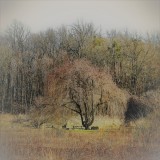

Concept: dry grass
[[0, 114, 160, 160]]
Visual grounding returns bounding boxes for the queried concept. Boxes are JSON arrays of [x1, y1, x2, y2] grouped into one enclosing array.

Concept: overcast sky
[[0, 0, 160, 34]]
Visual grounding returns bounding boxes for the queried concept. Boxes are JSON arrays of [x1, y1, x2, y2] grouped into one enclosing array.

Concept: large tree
[[68, 72, 95, 130], [61, 61, 105, 130]]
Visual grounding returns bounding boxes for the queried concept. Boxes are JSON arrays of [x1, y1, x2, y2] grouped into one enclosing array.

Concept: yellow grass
[[0, 114, 160, 160]]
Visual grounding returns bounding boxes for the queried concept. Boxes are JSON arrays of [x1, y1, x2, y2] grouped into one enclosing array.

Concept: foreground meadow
[[0, 114, 160, 160]]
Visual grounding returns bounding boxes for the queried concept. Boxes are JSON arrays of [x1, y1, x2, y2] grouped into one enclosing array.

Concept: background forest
[[0, 21, 159, 114]]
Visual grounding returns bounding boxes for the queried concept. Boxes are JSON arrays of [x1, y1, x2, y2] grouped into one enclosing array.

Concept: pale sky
[[0, 0, 160, 34]]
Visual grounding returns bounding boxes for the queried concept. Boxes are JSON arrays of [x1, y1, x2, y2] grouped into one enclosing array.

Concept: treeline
[[0, 20, 160, 114]]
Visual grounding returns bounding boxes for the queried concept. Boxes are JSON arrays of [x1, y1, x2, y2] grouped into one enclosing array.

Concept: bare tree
[[69, 21, 97, 58], [63, 70, 103, 130], [6, 20, 30, 53], [0, 43, 12, 112]]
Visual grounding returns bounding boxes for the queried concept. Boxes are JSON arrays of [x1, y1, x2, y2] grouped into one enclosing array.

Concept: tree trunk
[[84, 125, 89, 130]]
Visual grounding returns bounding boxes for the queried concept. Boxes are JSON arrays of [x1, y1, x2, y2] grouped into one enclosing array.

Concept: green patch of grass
[[67, 129, 99, 134]]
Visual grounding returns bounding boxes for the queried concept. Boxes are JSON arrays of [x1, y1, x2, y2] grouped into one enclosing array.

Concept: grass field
[[0, 114, 160, 160]]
